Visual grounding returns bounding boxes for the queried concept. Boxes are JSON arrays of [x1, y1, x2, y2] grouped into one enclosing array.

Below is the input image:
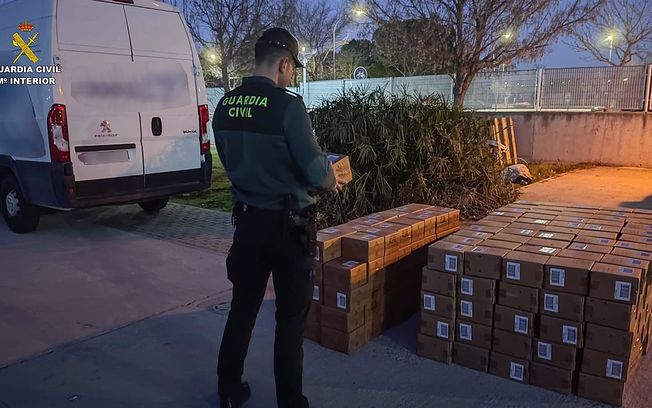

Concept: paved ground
[[2, 167, 652, 407], [520, 167, 652, 209]]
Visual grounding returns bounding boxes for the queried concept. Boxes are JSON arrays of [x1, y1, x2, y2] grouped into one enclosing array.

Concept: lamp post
[[332, 7, 366, 80], [606, 35, 614, 64]]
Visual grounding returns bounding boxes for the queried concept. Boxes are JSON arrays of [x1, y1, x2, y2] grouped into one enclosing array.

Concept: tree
[[335, 39, 398, 79], [373, 18, 453, 76], [177, 0, 290, 91], [364, 0, 603, 107], [568, 0, 652, 66]]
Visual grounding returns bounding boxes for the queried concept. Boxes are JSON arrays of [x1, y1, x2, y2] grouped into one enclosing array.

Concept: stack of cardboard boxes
[[307, 204, 461, 354], [416, 201, 652, 406]]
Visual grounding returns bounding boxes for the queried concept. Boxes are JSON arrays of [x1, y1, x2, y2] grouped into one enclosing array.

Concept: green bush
[[310, 89, 518, 227]]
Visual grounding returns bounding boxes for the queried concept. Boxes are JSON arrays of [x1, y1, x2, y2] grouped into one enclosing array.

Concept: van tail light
[[198, 104, 210, 154], [48, 104, 70, 163]]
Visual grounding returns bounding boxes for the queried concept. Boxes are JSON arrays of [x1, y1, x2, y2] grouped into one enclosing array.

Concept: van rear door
[[57, 0, 145, 189], [124, 6, 201, 188]]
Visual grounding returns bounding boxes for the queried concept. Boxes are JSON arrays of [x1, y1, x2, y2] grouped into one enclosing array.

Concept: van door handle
[[151, 117, 162, 136]]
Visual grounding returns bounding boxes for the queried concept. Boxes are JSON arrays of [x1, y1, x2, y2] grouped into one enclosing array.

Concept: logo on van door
[[12, 21, 39, 64], [94, 121, 118, 139]]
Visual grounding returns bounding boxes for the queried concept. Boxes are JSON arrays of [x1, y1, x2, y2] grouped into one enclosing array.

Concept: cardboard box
[[573, 235, 617, 246], [538, 315, 584, 348], [315, 225, 358, 263], [529, 362, 573, 395], [556, 215, 590, 223], [373, 222, 412, 253], [620, 233, 652, 245], [585, 298, 638, 331], [304, 320, 321, 342], [453, 342, 490, 372], [488, 233, 531, 245], [540, 289, 584, 321], [406, 213, 437, 237], [327, 153, 353, 184], [525, 237, 569, 249], [321, 304, 365, 332], [467, 224, 503, 234], [556, 249, 603, 262], [323, 258, 368, 292], [492, 329, 533, 360], [585, 323, 637, 357], [577, 230, 619, 240], [392, 217, 426, 243], [479, 239, 521, 251], [427, 241, 469, 274], [533, 231, 575, 242], [458, 275, 496, 303], [320, 324, 369, 354], [437, 226, 461, 239], [307, 302, 321, 323], [523, 212, 557, 220], [498, 282, 539, 313], [582, 223, 622, 234], [615, 240, 652, 253], [590, 262, 643, 305], [520, 217, 554, 226], [456, 230, 494, 240], [475, 219, 511, 229], [342, 232, 385, 262], [543, 257, 594, 295], [464, 246, 510, 279], [489, 352, 529, 384], [362, 212, 399, 223], [311, 261, 324, 303], [421, 291, 456, 320], [566, 242, 612, 255], [394, 203, 434, 213], [480, 215, 519, 224], [500, 227, 538, 237], [421, 267, 457, 297], [456, 320, 492, 349], [442, 235, 485, 246], [420, 313, 455, 341], [611, 247, 652, 263], [581, 348, 640, 382], [516, 245, 561, 257], [457, 298, 494, 326], [587, 218, 625, 228], [621, 226, 652, 237], [501, 251, 548, 288], [489, 209, 524, 218], [533, 338, 578, 371], [494, 304, 535, 336], [416, 334, 453, 364], [323, 284, 371, 312], [577, 373, 625, 406], [538, 225, 581, 235], [601, 254, 650, 274]]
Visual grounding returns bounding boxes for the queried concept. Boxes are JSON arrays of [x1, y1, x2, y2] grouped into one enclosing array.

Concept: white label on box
[[314, 246, 321, 262], [550, 268, 566, 287], [520, 229, 535, 235], [336, 292, 347, 310], [539, 232, 555, 239], [621, 242, 632, 248], [471, 247, 485, 253], [437, 322, 449, 339], [510, 363, 525, 382], [452, 244, 465, 250], [569, 223, 582, 228], [506, 262, 521, 280], [537, 341, 552, 360], [445, 255, 458, 272], [463, 238, 475, 244], [459, 323, 472, 340], [461, 300, 473, 317], [368, 213, 382, 219], [614, 281, 632, 302], [493, 211, 505, 216], [641, 252, 651, 258], [514, 315, 529, 334], [544, 294, 559, 313], [631, 259, 643, 266], [599, 239, 610, 244], [562, 325, 578, 345], [575, 244, 589, 250], [606, 359, 624, 380], [361, 234, 376, 240], [342, 260, 360, 268], [539, 247, 557, 254], [312, 285, 320, 301], [423, 294, 436, 311], [534, 219, 549, 224], [471, 226, 481, 231], [619, 267, 634, 274], [588, 224, 603, 230], [461, 278, 474, 296], [322, 228, 339, 234], [367, 228, 381, 234]]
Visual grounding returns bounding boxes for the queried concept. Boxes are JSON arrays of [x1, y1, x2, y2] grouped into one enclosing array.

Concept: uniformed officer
[[213, 27, 346, 408]]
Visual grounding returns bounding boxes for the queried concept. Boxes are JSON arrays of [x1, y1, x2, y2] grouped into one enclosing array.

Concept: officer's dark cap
[[256, 27, 304, 68]]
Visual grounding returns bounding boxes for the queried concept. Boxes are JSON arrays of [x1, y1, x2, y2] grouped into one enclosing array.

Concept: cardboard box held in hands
[[327, 153, 353, 184]]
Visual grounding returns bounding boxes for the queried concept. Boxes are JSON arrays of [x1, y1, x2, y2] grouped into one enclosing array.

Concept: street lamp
[[332, 6, 367, 80], [606, 34, 614, 64]]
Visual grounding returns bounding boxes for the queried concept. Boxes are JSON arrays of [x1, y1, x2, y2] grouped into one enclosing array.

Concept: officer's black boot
[[220, 382, 251, 408]]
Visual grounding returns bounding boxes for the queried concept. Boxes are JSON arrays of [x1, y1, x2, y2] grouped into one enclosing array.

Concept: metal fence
[[207, 65, 652, 112]]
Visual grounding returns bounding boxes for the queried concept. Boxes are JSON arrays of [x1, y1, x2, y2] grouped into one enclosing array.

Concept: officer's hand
[[335, 179, 347, 192]]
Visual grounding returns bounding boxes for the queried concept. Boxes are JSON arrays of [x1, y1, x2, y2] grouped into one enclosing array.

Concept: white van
[[0, 0, 212, 233]]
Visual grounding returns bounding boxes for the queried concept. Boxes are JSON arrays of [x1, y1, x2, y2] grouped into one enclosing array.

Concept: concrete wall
[[506, 112, 652, 167]]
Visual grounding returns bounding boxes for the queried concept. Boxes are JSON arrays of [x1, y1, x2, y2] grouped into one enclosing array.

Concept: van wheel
[[138, 197, 169, 213], [1, 175, 40, 233]]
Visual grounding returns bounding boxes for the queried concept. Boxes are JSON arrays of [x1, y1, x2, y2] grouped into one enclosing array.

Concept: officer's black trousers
[[218, 207, 313, 408]]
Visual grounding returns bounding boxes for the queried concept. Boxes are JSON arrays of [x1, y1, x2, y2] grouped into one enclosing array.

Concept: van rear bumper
[[54, 153, 213, 208]]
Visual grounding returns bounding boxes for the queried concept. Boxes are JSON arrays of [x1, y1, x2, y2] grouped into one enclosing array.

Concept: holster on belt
[[284, 195, 317, 257]]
